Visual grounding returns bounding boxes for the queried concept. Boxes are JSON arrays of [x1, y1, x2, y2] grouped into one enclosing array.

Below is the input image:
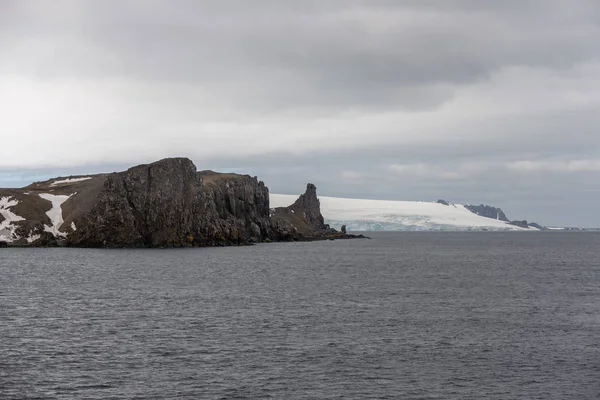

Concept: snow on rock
[[71, 222, 77, 231], [26, 232, 41, 243], [0, 196, 26, 242], [50, 177, 92, 186], [39, 193, 72, 237], [270, 194, 534, 232]]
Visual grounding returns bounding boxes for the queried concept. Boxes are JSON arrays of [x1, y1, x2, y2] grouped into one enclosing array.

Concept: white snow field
[[0, 196, 26, 242], [270, 194, 534, 231], [39, 193, 72, 237], [50, 177, 92, 186]]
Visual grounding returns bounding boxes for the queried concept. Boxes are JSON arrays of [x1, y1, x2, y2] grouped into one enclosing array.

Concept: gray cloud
[[1, 0, 600, 226]]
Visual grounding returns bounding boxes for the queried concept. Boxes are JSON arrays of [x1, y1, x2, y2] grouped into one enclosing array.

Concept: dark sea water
[[1, 232, 599, 399]]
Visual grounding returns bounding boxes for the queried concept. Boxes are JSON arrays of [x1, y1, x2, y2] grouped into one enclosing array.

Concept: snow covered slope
[[270, 194, 534, 231], [0, 196, 26, 242], [38, 193, 72, 237]]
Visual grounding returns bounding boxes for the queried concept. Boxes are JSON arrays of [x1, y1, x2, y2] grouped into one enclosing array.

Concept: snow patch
[[26, 232, 41, 243], [0, 197, 26, 242], [50, 177, 92, 186], [39, 193, 72, 237], [71, 222, 77, 231], [270, 194, 534, 232]]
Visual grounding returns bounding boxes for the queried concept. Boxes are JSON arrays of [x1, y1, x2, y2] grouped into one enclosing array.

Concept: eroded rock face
[[203, 172, 274, 243], [70, 158, 275, 247], [288, 183, 327, 231], [269, 183, 365, 241]]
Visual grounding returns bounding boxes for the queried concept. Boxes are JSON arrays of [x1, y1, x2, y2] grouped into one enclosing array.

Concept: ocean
[[1, 232, 599, 399]]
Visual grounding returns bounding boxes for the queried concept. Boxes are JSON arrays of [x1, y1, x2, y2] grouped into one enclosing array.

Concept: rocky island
[[0, 158, 364, 247]]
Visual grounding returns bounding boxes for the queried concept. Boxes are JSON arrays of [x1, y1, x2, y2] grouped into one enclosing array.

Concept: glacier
[[270, 194, 535, 232]]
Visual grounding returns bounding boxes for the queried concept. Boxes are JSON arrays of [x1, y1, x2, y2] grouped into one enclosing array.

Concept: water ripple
[[1, 232, 600, 399]]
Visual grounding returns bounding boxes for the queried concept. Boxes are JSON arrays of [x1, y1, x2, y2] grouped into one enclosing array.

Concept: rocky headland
[[0, 158, 365, 248]]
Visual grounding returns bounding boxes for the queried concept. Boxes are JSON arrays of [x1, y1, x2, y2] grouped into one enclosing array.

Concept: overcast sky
[[1, 1, 600, 226]]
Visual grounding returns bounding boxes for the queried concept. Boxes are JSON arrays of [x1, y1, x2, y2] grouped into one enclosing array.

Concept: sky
[[1, 0, 600, 227]]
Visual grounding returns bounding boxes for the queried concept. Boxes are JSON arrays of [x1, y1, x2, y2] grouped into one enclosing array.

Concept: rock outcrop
[[270, 183, 366, 241], [69, 158, 277, 247], [0, 157, 361, 247], [465, 204, 544, 230], [464, 204, 509, 222], [509, 220, 530, 229], [528, 222, 546, 230]]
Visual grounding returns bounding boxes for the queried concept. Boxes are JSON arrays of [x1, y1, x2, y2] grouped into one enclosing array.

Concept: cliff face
[[288, 183, 327, 231], [0, 157, 347, 247], [70, 158, 276, 247], [71, 158, 201, 247], [200, 171, 273, 240]]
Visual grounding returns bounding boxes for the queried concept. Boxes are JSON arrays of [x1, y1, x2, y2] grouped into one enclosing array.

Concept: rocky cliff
[[0, 158, 357, 247], [271, 183, 337, 239]]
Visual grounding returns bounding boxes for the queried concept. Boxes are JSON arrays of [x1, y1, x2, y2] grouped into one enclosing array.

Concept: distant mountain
[[270, 195, 537, 232], [464, 204, 551, 230], [464, 204, 509, 222]]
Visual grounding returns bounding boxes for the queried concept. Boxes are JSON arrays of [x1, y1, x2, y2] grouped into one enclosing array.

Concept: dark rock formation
[[509, 220, 529, 229], [289, 183, 327, 231], [528, 222, 546, 230], [70, 158, 275, 247], [0, 241, 7, 248], [271, 184, 367, 241], [71, 158, 198, 247], [436, 199, 450, 206], [1, 157, 364, 247], [466, 204, 546, 230], [340, 225, 347, 234], [465, 204, 509, 222]]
